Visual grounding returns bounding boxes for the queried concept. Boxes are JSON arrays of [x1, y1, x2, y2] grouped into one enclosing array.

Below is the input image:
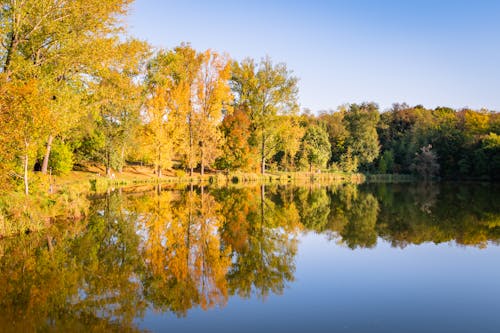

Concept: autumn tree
[[143, 45, 202, 177], [193, 50, 233, 175], [481, 133, 500, 180], [0, 0, 135, 176], [231, 57, 299, 174], [217, 107, 256, 171], [0, 79, 49, 194]]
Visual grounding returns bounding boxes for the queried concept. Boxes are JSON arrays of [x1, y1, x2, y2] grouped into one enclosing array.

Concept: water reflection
[[0, 183, 499, 331], [137, 185, 231, 316]]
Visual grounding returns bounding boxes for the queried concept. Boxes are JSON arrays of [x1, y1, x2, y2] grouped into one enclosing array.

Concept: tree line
[[1, 0, 499, 195]]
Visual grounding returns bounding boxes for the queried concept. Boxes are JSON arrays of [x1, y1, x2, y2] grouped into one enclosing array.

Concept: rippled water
[[1, 182, 499, 332]]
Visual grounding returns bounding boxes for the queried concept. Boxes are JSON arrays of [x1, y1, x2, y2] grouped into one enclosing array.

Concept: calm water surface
[[1, 183, 499, 332]]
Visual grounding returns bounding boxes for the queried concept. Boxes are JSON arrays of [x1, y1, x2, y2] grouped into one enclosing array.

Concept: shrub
[[49, 140, 74, 175]]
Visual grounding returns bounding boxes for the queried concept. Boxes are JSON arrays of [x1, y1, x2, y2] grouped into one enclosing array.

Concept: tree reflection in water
[[0, 182, 499, 330]]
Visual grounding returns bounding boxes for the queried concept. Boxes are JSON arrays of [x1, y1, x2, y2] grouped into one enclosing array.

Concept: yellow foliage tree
[[194, 50, 233, 175], [0, 78, 50, 194], [144, 45, 202, 177]]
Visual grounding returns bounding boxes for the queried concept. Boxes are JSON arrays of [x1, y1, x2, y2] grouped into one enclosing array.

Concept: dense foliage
[[1, 1, 498, 196]]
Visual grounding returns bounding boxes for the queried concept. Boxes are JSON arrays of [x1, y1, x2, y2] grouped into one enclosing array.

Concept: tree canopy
[[1, 0, 499, 197]]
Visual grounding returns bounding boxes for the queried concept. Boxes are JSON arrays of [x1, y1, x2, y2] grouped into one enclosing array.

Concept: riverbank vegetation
[[0, 0, 498, 240], [1, 0, 499, 201]]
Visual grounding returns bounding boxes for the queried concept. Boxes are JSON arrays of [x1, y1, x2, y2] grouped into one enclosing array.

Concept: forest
[[1, 0, 499, 197]]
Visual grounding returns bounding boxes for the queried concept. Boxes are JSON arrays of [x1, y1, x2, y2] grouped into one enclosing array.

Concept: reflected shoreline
[[0, 182, 499, 331]]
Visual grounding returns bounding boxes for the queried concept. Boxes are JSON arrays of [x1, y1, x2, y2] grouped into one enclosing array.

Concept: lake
[[1, 182, 499, 332]]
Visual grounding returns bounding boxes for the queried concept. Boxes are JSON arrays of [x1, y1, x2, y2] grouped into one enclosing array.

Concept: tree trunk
[[24, 141, 29, 196], [189, 113, 194, 177], [260, 184, 265, 218], [119, 145, 125, 173], [47, 235, 54, 253], [157, 150, 162, 178], [186, 183, 193, 266], [41, 134, 53, 174], [261, 134, 266, 174], [260, 184, 265, 260], [3, 33, 18, 78], [310, 163, 313, 173], [200, 143, 204, 176], [106, 151, 111, 177]]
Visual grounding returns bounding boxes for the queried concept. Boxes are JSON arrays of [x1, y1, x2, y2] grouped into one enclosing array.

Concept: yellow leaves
[[194, 50, 234, 172], [0, 79, 50, 147], [463, 109, 490, 136], [1, 0, 144, 189], [143, 45, 234, 174], [137, 187, 232, 313], [196, 49, 233, 121]]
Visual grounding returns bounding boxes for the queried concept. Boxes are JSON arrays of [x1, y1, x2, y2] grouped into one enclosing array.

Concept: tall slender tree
[[194, 50, 233, 175]]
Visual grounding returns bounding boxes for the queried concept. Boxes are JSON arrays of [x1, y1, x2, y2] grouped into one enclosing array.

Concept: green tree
[[231, 57, 299, 174], [377, 150, 394, 174], [91, 40, 149, 176], [295, 187, 331, 232], [482, 132, 500, 180], [318, 109, 349, 166], [297, 125, 331, 172], [343, 103, 380, 170], [274, 114, 305, 171], [48, 138, 73, 174]]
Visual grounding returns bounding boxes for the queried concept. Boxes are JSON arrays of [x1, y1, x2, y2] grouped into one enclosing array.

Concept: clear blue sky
[[127, 0, 500, 112]]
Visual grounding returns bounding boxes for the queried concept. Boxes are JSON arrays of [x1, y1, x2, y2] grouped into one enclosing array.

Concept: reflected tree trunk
[[200, 143, 204, 176], [157, 150, 162, 178], [189, 112, 194, 177], [23, 140, 29, 196]]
